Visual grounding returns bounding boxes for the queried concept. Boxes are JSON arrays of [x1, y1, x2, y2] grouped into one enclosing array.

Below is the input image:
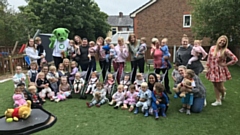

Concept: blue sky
[[8, 0, 149, 15]]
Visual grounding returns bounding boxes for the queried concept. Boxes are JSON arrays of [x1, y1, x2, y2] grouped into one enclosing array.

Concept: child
[[172, 63, 181, 98], [69, 61, 79, 85], [121, 85, 138, 111], [178, 69, 196, 115], [47, 65, 59, 94], [135, 37, 147, 58], [88, 41, 97, 71], [35, 37, 46, 66], [63, 58, 71, 76], [156, 74, 162, 82], [85, 72, 98, 94], [108, 85, 125, 109], [67, 40, 75, 60], [27, 62, 38, 83], [188, 40, 208, 65], [134, 82, 152, 117], [104, 73, 115, 95], [13, 66, 26, 88], [109, 44, 117, 60], [17, 83, 30, 100], [57, 76, 72, 100], [151, 82, 169, 119], [160, 38, 171, 69], [102, 37, 111, 62], [134, 73, 145, 92], [86, 82, 108, 107], [28, 86, 43, 108], [58, 63, 66, 84], [37, 72, 55, 102], [120, 75, 131, 92], [13, 87, 27, 107], [73, 72, 85, 93]]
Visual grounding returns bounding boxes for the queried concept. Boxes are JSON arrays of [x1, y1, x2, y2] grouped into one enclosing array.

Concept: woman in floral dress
[[206, 35, 238, 106]]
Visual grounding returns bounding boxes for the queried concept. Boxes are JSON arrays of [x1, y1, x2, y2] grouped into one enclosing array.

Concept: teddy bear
[[5, 100, 32, 122], [173, 78, 192, 97], [94, 91, 101, 101], [49, 28, 70, 68]]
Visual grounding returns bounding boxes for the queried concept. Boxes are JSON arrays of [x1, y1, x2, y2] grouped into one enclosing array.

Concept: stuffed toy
[[5, 100, 32, 122], [173, 78, 192, 97], [95, 91, 101, 101], [49, 28, 70, 67]]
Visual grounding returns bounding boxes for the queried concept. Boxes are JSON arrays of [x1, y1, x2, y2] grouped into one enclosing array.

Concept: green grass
[[0, 63, 240, 135]]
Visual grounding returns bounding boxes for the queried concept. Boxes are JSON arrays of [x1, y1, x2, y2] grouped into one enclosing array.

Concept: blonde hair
[[118, 37, 124, 44], [140, 37, 146, 43], [118, 84, 124, 89], [16, 66, 22, 70], [108, 73, 113, 78], [136, 73, 142, 78], [28, 82, 36, 87], [71, 61, 77, 66], [213, 35, 228, 57], [182, 34, 189, 41], [37, 72, 45, 78], [49, 65, 56, 71], [30, 62, 38, 69], [28, 86, 37, 92], [105, 37, 112, 42], [194, 40, 202, 46], [141, 82, 148, 87], [178, 65, 187, 70], [185, 69, 195, 79], [69, 40, 75, 44], [35, 37, 41, 43], [162, 38, 168, 42], [151, 38, 159, 44]]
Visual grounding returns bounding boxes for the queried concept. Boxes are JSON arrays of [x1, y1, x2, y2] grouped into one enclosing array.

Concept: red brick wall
[[133, 0, 210, 46]]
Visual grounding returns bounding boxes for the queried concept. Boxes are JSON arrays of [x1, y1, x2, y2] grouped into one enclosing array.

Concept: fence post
[[9, 56, 13, 75], [173, 45, 176, 63]]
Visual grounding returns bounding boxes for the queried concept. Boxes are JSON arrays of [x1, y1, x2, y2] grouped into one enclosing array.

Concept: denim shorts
[[181, 93, 193, 106]]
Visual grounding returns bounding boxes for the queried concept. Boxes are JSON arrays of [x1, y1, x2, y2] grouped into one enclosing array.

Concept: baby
[[120, 75, 131, 92], [12, 66, 26, 88], [135, 37, 147, 58], [134, 82, 152, 117], [88, 41, 97, 61], [121, 85, 138, 112], [13, 86, 27, 107], [109, 44, 117, 60], [104, 73, 115, 95], [188, 40, 208, 65], [109, 85, 125, 109], [85, 72, 98, 94], [73, 72, 85, 93], [134, 73, 145, 92]]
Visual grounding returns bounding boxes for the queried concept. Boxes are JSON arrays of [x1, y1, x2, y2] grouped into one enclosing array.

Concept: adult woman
[[127, 34, 146, 83], [74, 35, 82, 46], [113, 37, 129, 84], [175, 34, 204, 75], [151, 38, 171, 94], [206, 35, 238, 106], [97, 37, 111, 80], [177, 65, 206, 113], [25, 38, 44, 64]]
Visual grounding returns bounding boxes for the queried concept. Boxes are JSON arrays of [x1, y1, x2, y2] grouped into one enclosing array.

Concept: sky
[[7, 0, 149, 15]]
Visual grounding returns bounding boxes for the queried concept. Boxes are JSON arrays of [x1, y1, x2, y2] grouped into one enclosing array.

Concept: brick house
[[129, 0, 210, 47], [107, 12, 133, 37]]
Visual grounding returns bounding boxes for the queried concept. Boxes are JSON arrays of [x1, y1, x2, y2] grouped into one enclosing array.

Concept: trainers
[[86, 102, 92, 108], [95, 103, 101, 107], [186, 109, 191, 115], [114, 105, 119, 109], [55, 98, 60, 103], [179, 108, 186, 113], [204, 99, 207, 107], [220, 92, 226, 100], [211, 101, 222, 106]]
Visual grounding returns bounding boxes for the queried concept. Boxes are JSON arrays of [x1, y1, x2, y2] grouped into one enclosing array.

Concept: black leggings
[[131, 57, 145, 83], [53, 56, 63, 70], [155, 68, 170, 92], [99, 60, 111, 80]]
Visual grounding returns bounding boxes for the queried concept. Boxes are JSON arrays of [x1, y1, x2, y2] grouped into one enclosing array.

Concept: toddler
[[85, 72, 98, 94], [28, 86, 43, 108], [178, 69, 196, 115], [47, 65, 59, 94], [67, 40, 75, 60], [135, 37, 147, 58], [35, 37, 46, 66], [109, 44, 117, 60], [37, 72, 55, 102], [55, 76, 72, 102], [102, 37, 111, 62], [69, 61, 79, 84], [86, 82, 108, 107], [134, 82, 152, 117], [88, 41, 97, 71], [121, 85, 138, 112], [13, 66, 26, 88], [104, 73, 115, 95], [134, 73, 145, 92], [13, 87, 27, 107], [17, 83, 30, 100], [73, 72, 85, 93], [156, 74, 162, 82], [172, 63, 181, 98], [109, 85, 125, 109], [160, 38, 171, 69], [151, 82, 169, 119], [120, 75, 131, 92], [188, 40, 208, 65], [27, 62, 38, 83]]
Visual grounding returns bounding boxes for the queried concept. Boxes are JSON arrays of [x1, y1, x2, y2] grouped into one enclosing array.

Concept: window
[[122, 28, 127, 31], [183, 14, 191, 28], [112, 28, 117, 35]]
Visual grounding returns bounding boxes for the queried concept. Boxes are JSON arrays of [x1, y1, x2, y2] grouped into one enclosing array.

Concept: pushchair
[[104, 69, 118, 101], [119, 69, 133, 92], [79, 68, 91, 99]]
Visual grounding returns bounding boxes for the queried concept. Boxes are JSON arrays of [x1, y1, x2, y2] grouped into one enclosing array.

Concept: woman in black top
[[77, 38, 89, 71]]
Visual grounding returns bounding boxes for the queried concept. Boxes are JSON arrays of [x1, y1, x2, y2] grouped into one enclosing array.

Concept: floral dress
[[206, 45, 238, 82]]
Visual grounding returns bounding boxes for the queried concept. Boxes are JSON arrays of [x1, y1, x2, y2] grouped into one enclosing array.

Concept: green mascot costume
[[49, 28, 70, 69]]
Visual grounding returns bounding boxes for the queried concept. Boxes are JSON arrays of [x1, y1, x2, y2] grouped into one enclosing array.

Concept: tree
[[21, 0, 110, 41], [190, 0, 240, 45]]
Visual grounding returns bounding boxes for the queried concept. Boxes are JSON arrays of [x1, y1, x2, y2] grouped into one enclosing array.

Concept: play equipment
[[0, 108, 57, 135]]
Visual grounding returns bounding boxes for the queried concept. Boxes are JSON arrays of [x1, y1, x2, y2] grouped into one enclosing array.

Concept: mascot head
[[52, 28, 70, 42]]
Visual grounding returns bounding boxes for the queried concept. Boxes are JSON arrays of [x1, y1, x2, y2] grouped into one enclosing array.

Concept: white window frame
[[183, 14, 191, 28]]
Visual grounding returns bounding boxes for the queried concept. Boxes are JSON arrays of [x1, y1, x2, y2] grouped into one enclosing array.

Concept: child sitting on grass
[[109, 85, 125, 109], [28, 86, 44, 108], [134, 82, 152, 117], [86, 82, 108, 107], [86, 72, 98, 94], [121, 85, 138, 112], [13, 66, 26, 88], [27, 62, 38, 83], [13, 86, 27, 108], [73, 72, 85, 93], [55, 76, 72, 102]]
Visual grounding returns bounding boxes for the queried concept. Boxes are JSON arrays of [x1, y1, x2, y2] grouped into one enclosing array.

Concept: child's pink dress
[[13, 93, 27, 107], [123, 91, 138, 106]]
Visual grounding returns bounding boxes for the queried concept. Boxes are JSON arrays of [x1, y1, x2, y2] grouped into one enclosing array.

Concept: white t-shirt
[[25, 47, 40, 63], [52, 39, 70, 57]]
